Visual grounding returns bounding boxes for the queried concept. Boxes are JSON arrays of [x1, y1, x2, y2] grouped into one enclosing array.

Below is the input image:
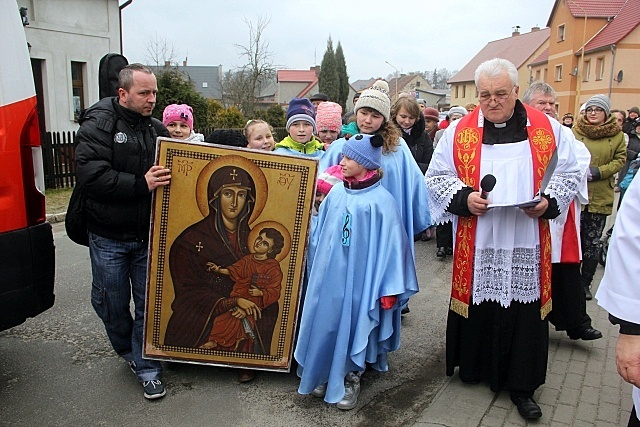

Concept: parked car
[[0, 0, 55, 331]]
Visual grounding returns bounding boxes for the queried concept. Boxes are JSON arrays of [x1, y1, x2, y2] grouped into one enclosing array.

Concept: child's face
[[314, 191, 328, 211], [253, 232, 274, 255], [340, 155, 367, 180], [166, 120, 191, 139], [289, 120, 314, 144], [317, 129, 339, 145], [395, 107, 417, 130], [247, 123, 274, 150], [356, 108, 384, 134]]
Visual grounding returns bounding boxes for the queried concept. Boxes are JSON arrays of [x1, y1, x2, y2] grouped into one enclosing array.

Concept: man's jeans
[[88, 232, 162, 382]]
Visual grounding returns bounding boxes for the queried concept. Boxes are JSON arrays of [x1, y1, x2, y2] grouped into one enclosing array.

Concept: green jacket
[[572, 114, 626, 215]]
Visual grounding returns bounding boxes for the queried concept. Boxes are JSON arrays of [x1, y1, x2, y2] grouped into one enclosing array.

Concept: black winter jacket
[[397, 113, 433, 174], [75, 97, 168, 242]]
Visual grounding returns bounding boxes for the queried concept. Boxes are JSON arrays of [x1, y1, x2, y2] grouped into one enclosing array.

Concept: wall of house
[[277, 82, 312, 105], [449, 82, 477, 108], [20, 0, 121, 132]]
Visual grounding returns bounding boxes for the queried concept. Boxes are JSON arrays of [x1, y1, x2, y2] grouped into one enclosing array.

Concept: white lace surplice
[[425, 116, 581, 308]]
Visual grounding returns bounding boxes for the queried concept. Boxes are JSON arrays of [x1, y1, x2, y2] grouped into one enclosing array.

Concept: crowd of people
[[74, 58, 640, 423]]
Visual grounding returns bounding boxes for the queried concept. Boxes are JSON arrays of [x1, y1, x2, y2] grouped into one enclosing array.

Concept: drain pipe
[[608, 44, 616, 100], [119, 1, 133, 54]]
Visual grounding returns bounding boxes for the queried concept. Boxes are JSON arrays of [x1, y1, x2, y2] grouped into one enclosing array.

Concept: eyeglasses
[[478, 86, 515, 105], [586, 107, 604, 114]]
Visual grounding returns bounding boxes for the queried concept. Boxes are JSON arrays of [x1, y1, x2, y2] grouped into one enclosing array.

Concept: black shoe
[[584, 286, 593, 300], [446, 247, 453, 255], [401, 306, 410, 315], [510, 396, 542, 420], [437, 247, 446, 258], [570, 328, 602, 341]]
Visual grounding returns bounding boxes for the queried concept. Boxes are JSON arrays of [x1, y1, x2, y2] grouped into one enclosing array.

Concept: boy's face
[[253, 232, 274, 255], [339, 155, 367, 180], [289, 120, 314, 144], [317, 129, 339, 144]]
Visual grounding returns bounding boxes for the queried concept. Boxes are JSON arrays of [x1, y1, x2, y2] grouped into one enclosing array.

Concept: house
[[20, 0, 123, 133], [151, 62, 223, 100], [535, 0, 640, 115], [384, 74, 448, 108], [275, 66, 359, 111], [448, 27, 550, 108]]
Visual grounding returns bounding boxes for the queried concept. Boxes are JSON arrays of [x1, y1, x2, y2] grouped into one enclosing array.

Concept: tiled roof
[[530, 47, 550, 66], [277, 69, 318, 83], [581, 0, 640, 54], [547, 0, 626, 26], [448, 28, 550, 84], [351, 78, 377, 91]]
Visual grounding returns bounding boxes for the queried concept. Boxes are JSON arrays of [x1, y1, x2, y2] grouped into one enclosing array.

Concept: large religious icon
[[143, 138, 318, 372]]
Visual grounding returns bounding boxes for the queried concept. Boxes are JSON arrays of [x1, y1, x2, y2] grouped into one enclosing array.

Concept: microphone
[[480, 174, 497, 199]]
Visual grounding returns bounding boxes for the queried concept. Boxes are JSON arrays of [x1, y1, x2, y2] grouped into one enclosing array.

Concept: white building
[[19, 0, 123, 132]]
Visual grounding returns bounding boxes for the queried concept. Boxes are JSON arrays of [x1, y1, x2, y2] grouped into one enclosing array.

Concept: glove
[[380, 296, 397, 310]]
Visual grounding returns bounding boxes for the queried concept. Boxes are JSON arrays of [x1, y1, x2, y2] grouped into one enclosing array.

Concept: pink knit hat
[[162, 103, 194, 131], [316, 102, 343, 133], [317, 164, 343, 195]]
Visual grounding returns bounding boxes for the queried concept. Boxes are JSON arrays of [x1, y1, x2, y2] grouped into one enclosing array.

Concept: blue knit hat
[[342, 134, 383, 170], [286, 98, 316, 132]]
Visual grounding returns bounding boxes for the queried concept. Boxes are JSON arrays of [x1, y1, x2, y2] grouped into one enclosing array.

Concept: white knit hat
[[354, 80, 391, 121]]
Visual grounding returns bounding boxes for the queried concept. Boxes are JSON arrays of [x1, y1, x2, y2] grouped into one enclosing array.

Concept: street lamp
[[385, 60, 399, 99]]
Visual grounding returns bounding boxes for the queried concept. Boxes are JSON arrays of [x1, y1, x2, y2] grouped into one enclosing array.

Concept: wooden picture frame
[[143, 138, 318, 372]]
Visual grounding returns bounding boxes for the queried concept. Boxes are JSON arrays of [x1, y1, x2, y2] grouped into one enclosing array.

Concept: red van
[[0, 0, 55, 331]]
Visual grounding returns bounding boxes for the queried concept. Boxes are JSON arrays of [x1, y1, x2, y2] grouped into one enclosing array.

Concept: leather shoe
[[238, 369, 256, 383], [584, 286, 593, 300], [437, 247, 446, 258], [446, 247, 453, 255], [571, 328, 602, 341], [510, 396, 542, 420]]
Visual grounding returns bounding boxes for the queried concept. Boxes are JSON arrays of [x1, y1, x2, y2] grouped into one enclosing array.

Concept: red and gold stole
[[450, 105, 555, 320]]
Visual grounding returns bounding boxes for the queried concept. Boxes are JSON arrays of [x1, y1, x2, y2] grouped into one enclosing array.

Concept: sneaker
[[142, 379, 166, 400], [336, 372, 361, 410], [128, 360, 137, 375], [311, 383, 327, 398]]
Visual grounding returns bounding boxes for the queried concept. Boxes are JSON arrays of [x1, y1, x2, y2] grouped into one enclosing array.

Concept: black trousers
[[436, 221, 453, 249], [547, 263, 592, 335]]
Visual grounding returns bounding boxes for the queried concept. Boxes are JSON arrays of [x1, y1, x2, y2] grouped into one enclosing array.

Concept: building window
[[555, 64, 563, 82], [202, 82, 208, 88], [596, 57, 605, 80], [462, 85, 466, 98], [455, 85, 459, 98], [415, 81, 420, 87], [558, 24, 565, 42], [543, 68, 548, 81], [583, 60, 590, 82], [535, 69, 541, 81], [71, 62, 85, 122]]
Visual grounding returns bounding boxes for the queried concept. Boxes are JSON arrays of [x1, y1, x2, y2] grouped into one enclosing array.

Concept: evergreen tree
[[335, 42, 349, 110], [153, 68, 207, 128], [318, 37, 340, 103]]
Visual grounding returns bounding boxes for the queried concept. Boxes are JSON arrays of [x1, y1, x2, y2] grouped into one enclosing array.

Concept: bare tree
[[229, 16, 277, 116], [145, 33, 178, 68]]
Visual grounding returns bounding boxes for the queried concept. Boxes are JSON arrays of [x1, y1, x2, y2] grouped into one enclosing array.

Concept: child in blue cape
[[294, 133, 419, 410], [273, 98, 324, 158]]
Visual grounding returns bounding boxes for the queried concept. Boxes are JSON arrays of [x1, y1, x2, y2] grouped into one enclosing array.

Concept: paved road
[[0, 223, 452, 426]]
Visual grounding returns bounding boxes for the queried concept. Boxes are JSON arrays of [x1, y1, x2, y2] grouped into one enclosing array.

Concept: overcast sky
[[121, 0, 556, 82]]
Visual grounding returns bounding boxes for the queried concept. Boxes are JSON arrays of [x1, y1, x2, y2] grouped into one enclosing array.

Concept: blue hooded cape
[[295, 181, 419, 404]]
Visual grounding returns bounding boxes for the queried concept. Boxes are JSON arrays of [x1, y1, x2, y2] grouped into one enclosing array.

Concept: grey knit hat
[[342, 134, 383, 170], [448, 106, 468, 119], [585, 94, 611, 116], [354, 80, 391, 121]]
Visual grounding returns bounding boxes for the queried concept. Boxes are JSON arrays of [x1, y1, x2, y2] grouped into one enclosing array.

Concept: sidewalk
[[413, 265, 632, 427]]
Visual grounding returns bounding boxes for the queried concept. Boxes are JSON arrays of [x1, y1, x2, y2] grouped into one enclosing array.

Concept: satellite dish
[[614, 70, 624, 82]]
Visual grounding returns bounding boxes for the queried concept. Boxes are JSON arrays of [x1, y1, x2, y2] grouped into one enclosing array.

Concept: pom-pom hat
[[286, 97, 317, 132], [342, 133, 384, 170], [162, 103, 194, 131], [355, 80, 391, 121], [316, 102, 343, 133]]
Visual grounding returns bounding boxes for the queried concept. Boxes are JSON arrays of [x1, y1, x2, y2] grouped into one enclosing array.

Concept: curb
[[46, 212, 66, 224]]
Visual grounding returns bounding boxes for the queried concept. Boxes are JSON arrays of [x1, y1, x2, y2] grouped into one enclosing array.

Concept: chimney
[[164, 60, 170, 67], [310, 65, 321, 75], [531, 26, 540, 32], [183, 60, 187, 66], [512, 25, 521, 37]]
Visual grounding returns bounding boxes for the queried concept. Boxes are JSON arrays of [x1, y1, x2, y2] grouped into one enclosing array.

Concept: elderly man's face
[[477, 72, 518, 124], [528, 92, 557, 119]]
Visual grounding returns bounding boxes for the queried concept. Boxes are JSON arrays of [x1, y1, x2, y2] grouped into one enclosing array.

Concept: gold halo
[[247, 221, 291, 262], [195, 155, 268, 224]]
